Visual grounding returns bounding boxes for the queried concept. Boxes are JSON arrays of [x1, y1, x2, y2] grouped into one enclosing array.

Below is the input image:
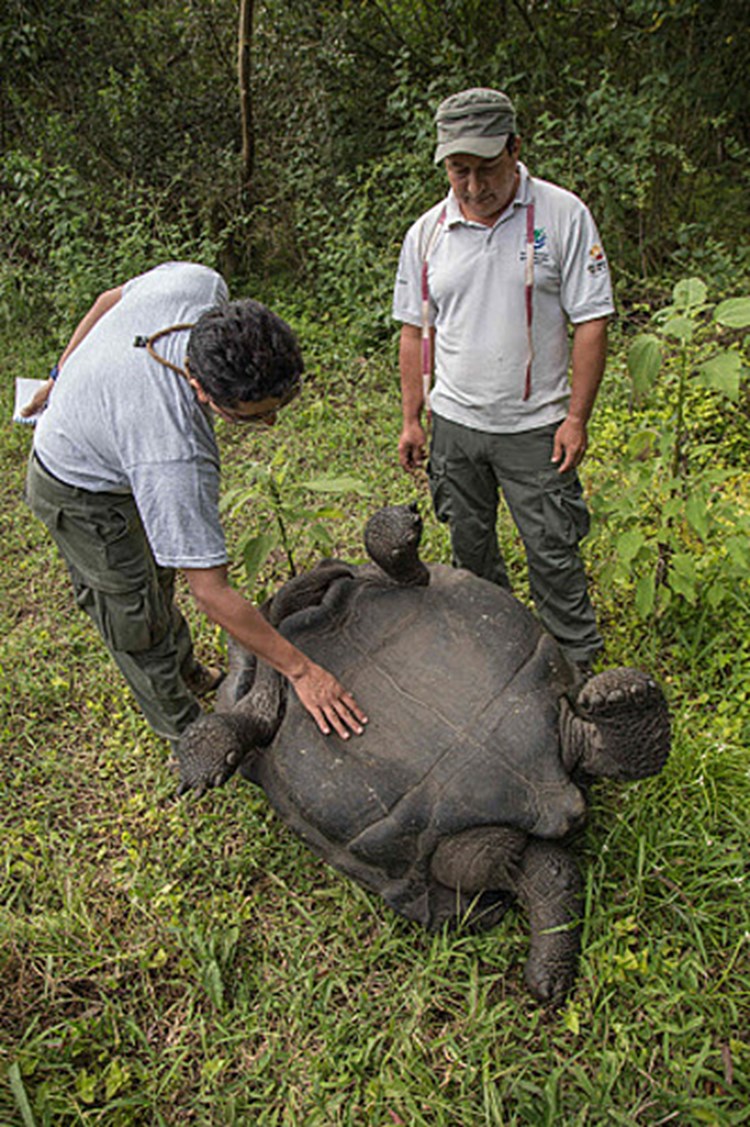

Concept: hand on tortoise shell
[[291, 663, 368, 739]]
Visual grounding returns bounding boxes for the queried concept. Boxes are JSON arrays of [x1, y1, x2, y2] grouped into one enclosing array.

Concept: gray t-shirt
[[34, 261, 230, 568], [392, 163, 615, 433]]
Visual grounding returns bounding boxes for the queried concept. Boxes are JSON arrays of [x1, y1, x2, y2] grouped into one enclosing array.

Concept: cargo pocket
[[51, 501, 150, 596], [74, 576, 172, 654], [101, 504, 151, 575], [541, 477, 591, 550], [427, 450, 452, 525]]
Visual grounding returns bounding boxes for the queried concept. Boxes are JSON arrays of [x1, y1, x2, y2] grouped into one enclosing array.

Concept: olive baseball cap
[[434, 88, 516, 165]]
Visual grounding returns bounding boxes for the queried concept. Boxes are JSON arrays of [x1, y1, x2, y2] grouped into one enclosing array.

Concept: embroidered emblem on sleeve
[[587, 244, 608, 274]]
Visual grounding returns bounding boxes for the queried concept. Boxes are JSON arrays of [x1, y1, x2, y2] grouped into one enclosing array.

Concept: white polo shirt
[[392, 163, 614, 433]]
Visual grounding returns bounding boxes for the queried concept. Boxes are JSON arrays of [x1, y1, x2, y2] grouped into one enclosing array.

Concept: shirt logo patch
[[520, 227, 549, 264], [587, 244, 608, 275]]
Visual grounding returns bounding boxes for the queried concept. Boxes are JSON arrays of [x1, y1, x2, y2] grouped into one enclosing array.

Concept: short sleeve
[[558, 205, 615, 324], [130, 458, 228, 569]]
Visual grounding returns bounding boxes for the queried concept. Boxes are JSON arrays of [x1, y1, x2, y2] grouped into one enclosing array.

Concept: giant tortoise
[[177, 504, 670, 1003]]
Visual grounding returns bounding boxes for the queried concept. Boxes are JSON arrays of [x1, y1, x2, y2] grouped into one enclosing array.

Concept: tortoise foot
[[573, 668, 671, 781], [175, 713, 250, 797], [524, 947, 578, 1006], [577, 667, 662, 717]]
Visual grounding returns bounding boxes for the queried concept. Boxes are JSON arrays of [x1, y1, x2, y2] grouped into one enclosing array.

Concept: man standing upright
[[393, 88, 614, 669]]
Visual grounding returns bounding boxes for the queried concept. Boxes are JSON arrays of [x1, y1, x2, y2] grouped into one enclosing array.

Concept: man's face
[[211, 395, 282, 427], [211, 381, 302, 427], [187, 370, 302, 428], [445, 139, 521, 225]]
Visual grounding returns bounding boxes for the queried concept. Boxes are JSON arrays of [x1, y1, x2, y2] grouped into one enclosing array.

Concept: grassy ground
[[1, 323, 748, 1126]]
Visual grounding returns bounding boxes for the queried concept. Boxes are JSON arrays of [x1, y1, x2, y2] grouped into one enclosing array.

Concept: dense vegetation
[[2, 1, 749, 1123]]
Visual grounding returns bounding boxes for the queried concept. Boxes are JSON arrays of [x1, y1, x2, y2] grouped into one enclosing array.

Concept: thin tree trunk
[[238, 0, 255, 200]]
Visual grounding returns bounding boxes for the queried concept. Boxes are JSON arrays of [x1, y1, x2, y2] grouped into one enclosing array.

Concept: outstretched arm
[[22, 285, 123, 417], [551, 316, 608, 473], [183, 565, 367, 739], [398, 322, 429, 472]]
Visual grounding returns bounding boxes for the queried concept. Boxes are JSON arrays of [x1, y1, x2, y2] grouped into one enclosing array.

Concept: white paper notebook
[[13, 378, 49, 424]]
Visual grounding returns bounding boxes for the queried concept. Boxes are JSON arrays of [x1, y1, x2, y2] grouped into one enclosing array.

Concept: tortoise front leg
[[176, 662, 284, 796], [175, 712, 253, 796], [516, 840, 583, 1005]]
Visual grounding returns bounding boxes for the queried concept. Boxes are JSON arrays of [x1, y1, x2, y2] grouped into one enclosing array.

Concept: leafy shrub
[[590, 278, 750, 629]]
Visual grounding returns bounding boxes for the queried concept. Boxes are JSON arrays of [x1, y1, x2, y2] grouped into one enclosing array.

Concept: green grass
[[1, 324, 748, 1125]]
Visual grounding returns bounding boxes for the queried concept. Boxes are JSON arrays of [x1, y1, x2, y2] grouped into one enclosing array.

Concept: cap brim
[[434, 135, 508, 165]]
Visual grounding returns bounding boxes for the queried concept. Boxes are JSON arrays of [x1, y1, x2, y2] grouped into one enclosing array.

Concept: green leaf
[[241, 532, 278, 589], [203, 960, 224, 1009], [713, 296, 750, 329], [8, 1063, 37, 1127], [672, 277, 707, 309], [663, 494, 684, 521], [671, 553, 697, 581], [616, 528, 647, 565], [627, 429, 659, 459], [684, 492, 710, 541], [690, 1110, 724, 1125], [652, 303, 677, 325], [627, 334, 661, 400], [663, 315, 694, 342], [706, 583, 727, 610], [695, 351, 742, 400], [300, 475, 371, 495], [310, 523, 334, 547], [104, 1059, 130, 1100], [726, 537, 750, 572], [76, 1070, 97, 1104], [668, 566, 697, 604], [657, 584, 673, 613], [635, 573, 655, 618]]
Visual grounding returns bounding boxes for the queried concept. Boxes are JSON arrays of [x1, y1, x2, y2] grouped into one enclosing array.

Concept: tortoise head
[[364, 503, 429, 587]]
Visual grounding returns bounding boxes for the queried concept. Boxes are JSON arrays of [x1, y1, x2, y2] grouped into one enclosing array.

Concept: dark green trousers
[[26, 452, 201, 741], [428, 415, 603, 663]]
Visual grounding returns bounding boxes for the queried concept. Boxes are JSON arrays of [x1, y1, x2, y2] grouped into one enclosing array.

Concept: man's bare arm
[[552, 317, 608, 473], [183, 565, 367, 739], [398, 322, 429, 472], [22, 285, 124, 417]]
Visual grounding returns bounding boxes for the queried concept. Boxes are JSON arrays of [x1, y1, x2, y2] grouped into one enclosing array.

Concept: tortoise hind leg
[[516, 840, 582, 1005], [431, 828, 582, 1004], [562, 667, 671, 781], [426, 883, 512, 933], [428, 826, 521, 929]]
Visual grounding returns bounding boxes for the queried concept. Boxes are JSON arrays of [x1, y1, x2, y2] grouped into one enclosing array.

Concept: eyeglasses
[[213, 379, 303, 426]]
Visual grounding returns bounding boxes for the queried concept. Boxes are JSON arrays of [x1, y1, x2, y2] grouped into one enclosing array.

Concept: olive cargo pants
[[26, 453, 201, 741], [427, 415, 603, 664]]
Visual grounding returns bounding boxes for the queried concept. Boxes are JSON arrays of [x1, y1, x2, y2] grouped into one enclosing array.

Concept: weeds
[[1, 321, 748, 1125]]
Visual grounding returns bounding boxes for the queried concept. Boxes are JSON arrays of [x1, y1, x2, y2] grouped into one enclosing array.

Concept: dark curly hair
[[187, 299, 304, 407]]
